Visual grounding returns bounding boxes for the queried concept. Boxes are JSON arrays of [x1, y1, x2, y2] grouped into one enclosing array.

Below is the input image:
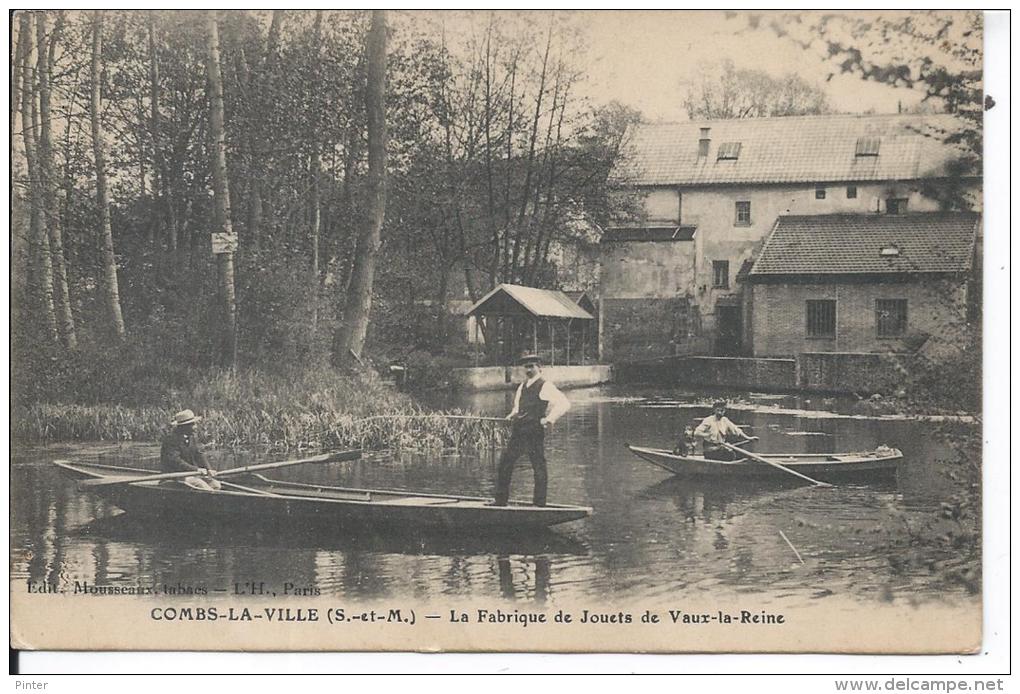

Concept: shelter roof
[[468, 284, 595, 320], [748, 212, 980, 277]]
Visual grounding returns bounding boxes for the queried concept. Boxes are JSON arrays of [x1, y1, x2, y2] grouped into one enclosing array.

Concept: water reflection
[[10, 387, 978, 606]]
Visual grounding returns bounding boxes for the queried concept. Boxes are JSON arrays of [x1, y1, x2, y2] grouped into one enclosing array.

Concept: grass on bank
[[13, 365, 506, 453]]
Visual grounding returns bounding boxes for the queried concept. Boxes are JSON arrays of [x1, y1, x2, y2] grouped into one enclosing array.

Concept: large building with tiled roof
[[599, 113, 981, 360]]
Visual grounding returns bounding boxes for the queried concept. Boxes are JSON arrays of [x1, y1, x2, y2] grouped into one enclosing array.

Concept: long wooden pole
[[79, 449, 362, 489], [721, 441, 832, 488]]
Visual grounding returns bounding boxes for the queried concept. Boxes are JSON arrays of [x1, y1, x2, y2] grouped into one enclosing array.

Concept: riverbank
[[12, 365, 505, 452]]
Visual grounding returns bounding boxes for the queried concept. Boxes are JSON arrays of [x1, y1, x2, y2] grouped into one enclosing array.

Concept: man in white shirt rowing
[[694, 400, 756, 461], [491, 352, 571, 507]]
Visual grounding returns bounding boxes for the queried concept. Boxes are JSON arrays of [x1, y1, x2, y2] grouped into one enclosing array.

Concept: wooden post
[[566, 318, 572, 365], [550, 321, 555, 366], [472, 314, 479, 366]]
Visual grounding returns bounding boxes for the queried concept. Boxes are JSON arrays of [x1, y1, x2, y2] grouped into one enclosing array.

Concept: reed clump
[[13, 365, 506, 452]]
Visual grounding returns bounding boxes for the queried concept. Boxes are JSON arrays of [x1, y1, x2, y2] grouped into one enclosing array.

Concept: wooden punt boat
[[626, 444, 902, 481], [55, 460, 592, 530]]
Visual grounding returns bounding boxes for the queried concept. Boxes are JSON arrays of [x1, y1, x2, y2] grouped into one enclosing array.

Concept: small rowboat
[[626, 444, 902, 480], [55, 460, 592, 530]]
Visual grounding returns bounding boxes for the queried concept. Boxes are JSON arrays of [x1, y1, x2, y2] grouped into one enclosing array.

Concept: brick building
[[746, 213, 980, 357], [601, 113, 980, 361]]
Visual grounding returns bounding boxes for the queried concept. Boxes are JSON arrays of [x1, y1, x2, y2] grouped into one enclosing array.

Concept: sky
[[573, 11, 930, 122]]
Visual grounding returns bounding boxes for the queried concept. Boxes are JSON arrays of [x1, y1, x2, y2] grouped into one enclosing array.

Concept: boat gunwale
[[626, 445, 903, 468], [53, 460, 593, 514]]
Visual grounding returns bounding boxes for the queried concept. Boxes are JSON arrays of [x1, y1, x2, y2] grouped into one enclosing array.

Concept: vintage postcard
[[10, 9, 987, 654]]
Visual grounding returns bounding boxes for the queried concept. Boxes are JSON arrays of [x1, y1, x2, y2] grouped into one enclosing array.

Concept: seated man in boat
[[491, 352, 570, 507], [160, 409, 221, 491], [693, 400, 756, 461]]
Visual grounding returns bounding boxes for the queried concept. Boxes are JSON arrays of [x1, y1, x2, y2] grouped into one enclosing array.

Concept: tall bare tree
[[333, 10, 387, 366], [309, 10, 324, 334], [18, 12, 58, 343], [36, 11, 77, 349], [89, 11, 126, 339], [206, 11, 238, 368], [147, 13, 176, 251]]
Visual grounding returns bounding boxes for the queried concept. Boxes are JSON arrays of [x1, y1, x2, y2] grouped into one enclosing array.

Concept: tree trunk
[[309, 11, 324, 334], [90, 11, 126, 339], [332, 10, 386, 367], [148, 14, 176, 252], [205, 11, 237, 368], [11, 17, 28, 169], [19, 15, 58, 343], [11, 16, 31, 325], [36, 11, 77, 349]]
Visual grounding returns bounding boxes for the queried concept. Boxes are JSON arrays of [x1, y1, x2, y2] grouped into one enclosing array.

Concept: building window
[[712, 260, 729, 289], [846, 185, 857, 199], [717, 142, 742, 160], [886, 197, 908, 214], [876, 299, 908, 337], [734, 200, 751, 226], [855, 137, 881, 156], [815, 185, 826, 200], [806, 300, 836, 338]]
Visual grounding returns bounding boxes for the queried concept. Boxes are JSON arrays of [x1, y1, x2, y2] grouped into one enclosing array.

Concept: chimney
[[698, 127, 711, 159]]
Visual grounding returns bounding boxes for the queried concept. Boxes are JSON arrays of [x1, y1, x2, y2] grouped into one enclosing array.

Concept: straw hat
[[519, 352, 542, 366], [171, 409, 202, 427]]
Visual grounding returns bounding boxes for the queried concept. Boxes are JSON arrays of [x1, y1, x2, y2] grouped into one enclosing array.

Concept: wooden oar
[[78, 449, 362, 489], [720, 441, 833, 488]]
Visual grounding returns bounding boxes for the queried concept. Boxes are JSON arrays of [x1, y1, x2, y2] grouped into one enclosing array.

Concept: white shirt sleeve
[[539, 381, 571, 424], [509, 384, 524, 417]]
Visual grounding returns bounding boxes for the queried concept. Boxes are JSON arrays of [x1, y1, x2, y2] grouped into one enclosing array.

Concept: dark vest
[[518, 377, 547, 423]]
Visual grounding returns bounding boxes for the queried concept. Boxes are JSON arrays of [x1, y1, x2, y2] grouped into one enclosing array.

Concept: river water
[[10, 387, 978, 608]]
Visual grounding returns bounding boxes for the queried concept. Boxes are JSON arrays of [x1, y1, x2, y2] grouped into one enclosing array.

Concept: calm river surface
[[11, 387, 977, 608]]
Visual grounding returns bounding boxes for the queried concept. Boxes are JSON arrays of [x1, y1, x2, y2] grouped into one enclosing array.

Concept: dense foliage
[[11, 10, 635, 408]]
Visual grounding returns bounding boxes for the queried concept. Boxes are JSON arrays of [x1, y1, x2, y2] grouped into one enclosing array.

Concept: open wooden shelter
[[467, 284, 596, 366]]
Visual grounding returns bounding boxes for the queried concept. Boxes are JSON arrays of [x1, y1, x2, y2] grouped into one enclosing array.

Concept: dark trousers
[[495, 423, 547, 506], [704, 445, 741, 461]]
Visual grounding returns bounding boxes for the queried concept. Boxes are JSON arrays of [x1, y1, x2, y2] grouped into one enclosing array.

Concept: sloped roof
[[614, 113, 974, 187], [468, 284, 595, 320], [602, 225, 697, 242], [748, 213, 980, 277]]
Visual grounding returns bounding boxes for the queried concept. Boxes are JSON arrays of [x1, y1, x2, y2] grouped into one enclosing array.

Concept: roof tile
[[748, 213, 979, 276], [615, 113, 974, 186]]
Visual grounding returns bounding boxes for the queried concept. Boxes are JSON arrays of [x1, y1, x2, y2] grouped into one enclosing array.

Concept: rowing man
[[160, 409, 221, 491], [694, 400, 755, 461], [491, 353, 570, 507]]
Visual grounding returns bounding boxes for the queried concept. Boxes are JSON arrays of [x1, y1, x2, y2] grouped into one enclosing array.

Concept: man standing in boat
[[160, 409, 221, 491], [694, 400, 755, 461], [492, 353, 570, 507]]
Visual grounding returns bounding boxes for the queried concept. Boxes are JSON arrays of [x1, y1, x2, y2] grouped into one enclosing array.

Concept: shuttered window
[[876, 299, 908, 337], [712, 260, 729, 289], [886, 198, 908, 214], [806, 300, 836, 338]]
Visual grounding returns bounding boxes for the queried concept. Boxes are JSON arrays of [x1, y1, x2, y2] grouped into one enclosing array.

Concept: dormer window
[[856, 137, 881, 157], [879, 245, 900, 257], [717, 142, 741, 161]]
